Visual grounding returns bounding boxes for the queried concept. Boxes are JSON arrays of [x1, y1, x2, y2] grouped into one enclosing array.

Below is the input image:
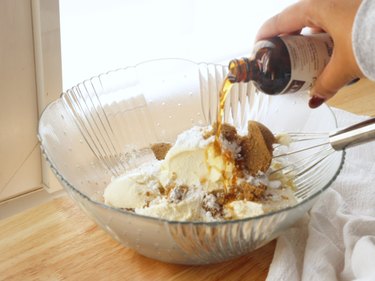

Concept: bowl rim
[[38, 58, 214, 120], [38, 58, 346, 226]]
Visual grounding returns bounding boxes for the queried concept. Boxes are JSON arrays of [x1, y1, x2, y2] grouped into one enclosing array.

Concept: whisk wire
[[294, 148, 335, 199], [274, 141, 330, 158], [272, 131, 339, 201]]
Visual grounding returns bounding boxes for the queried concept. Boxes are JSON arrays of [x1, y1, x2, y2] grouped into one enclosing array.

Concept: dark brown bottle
[[227, 33, 333, 95]]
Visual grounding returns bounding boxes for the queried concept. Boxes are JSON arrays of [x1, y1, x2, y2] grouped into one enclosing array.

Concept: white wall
[[0, 0, 42, 202], [0, 0, 63, 217], [60, 0, 297, 89]]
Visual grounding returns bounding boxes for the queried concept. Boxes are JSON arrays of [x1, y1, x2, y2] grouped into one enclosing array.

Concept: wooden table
[[0, 79, 374, 281]]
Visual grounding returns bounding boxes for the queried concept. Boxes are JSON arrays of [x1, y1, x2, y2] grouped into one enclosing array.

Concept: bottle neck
[[227, 58, 258, 83]]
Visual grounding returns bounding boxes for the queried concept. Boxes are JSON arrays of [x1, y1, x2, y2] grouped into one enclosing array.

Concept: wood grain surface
[[328, 78, 375, 116], [0, 196, 275, 281], [0, 78, 373, 281]]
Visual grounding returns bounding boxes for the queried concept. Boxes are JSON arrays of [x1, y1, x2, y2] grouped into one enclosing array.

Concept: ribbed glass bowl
[[38, 58, 344, 265]]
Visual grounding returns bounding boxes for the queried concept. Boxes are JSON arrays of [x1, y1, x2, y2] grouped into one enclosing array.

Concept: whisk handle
[[329, 117, 375, 150]]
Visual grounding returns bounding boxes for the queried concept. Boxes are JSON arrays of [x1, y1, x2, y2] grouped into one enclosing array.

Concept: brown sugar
[[209, 121, 275, 176], [249, 121, 275, 152], [238, 121, 274, 176], [220, 123, 239, 142], [150, 142, 172, 160], [211, 182, 267, 205]]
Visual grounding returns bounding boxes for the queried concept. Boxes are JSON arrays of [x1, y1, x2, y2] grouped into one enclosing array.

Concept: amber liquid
[[214, 76, 235, 193], [215, 76, 233, 142]]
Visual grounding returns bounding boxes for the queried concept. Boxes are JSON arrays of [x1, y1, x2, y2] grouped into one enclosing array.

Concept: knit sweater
[[353, 0, 375, 81]]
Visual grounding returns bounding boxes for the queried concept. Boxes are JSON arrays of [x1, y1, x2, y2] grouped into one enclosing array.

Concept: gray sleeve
[[352, 0, 375, 81]]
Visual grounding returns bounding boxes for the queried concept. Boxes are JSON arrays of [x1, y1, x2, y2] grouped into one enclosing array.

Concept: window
[[1, 0, 296, 216]]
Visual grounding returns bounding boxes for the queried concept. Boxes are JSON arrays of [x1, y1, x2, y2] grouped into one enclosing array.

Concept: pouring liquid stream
[[213, 76, 234, 193], [215, 76, 233, 144]]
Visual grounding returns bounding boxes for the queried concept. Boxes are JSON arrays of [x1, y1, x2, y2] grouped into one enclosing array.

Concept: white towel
[[266, 108, 375, 281]]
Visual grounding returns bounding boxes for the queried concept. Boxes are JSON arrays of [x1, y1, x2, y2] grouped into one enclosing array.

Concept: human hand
[[256, 0, 364, 108]]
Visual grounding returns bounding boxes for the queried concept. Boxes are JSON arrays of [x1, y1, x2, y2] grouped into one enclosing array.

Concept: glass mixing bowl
[[38, 58, 344, 265]]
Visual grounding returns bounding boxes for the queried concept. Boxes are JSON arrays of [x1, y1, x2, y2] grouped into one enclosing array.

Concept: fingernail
[[309, 96, 325, 109]]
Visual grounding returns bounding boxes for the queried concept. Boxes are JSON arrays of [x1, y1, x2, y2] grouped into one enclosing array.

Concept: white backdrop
[[60, 0, 297, 89]]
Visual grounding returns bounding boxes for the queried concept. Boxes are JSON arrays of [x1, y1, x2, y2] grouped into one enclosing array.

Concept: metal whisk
[[272, 117, 375, 200]]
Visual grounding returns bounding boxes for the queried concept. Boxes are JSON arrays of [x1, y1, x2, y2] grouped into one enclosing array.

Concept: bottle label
[[280, 34, 333, 94]]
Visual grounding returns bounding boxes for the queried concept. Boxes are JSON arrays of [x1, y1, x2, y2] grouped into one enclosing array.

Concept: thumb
[[309, 52, 354, 107]]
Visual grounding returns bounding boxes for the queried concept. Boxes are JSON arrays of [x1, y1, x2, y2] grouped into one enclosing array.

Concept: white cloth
[[266, 108, 375, 281]]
